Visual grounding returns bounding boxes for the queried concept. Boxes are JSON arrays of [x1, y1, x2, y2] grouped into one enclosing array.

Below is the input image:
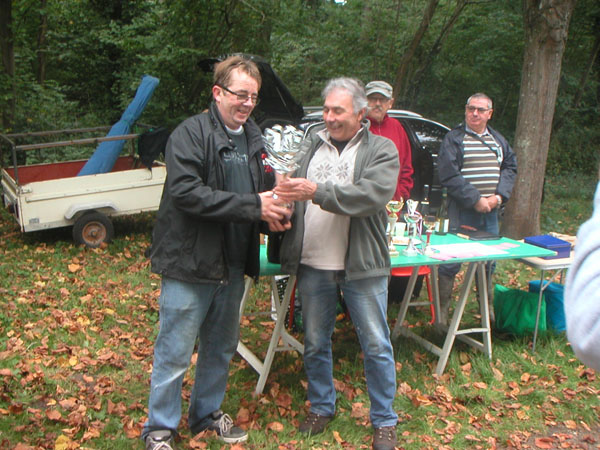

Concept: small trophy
[[386, 199, 404, 257], [403, 199, 421, 256], [422, 215, 436, 256]]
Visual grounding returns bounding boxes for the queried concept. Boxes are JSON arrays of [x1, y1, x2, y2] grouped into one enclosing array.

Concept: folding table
[[238, 236, 555, 393], [390, 234, 556, 375], [518, 251, 573, 352]]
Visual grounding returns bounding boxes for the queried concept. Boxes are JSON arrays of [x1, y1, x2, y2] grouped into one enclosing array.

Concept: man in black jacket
[[142, 56, 291, 450], [436, 93, 517, 325]]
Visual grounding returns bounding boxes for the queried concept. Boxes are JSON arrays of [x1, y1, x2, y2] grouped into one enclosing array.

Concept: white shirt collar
[[465, 124, 489, 137]]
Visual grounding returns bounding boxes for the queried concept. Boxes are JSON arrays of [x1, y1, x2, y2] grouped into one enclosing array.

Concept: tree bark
[[37, 0, 48, 85], [502, 0, 578, 238], [0, 0, 15, 131], [407, 0, 471, 107], [393, 0, 440, 106]]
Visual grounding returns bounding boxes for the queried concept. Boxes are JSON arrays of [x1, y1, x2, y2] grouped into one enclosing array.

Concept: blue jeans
[[439, 208, 499, 278], [142, 267, 245, 438], [297, 265, 398, 429]]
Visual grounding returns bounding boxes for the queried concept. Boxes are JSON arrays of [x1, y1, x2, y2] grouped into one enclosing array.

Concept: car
[[300, 108, 450, 210], [200, 55, 450, 210]]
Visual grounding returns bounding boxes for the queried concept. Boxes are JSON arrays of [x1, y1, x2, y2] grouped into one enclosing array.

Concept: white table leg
[[532, 268, 565, 352], [435, 262, 478, 375], [237, 275, 302, 395]]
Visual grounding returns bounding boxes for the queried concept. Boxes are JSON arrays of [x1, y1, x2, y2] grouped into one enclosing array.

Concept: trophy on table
[[386, 199, 404, 257], [422, 215, 437, 256], [403, 199, 421, 256]]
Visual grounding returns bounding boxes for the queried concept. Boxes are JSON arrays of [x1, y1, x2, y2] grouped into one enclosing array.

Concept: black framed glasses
[[219, 85, 260, 105], [466, 105, 491, 114]]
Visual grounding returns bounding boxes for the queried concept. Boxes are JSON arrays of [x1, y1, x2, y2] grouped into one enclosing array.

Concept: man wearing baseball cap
[[365, 81, 413, 201]]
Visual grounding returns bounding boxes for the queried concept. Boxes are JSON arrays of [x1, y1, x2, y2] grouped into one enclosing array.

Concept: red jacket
[[368, 115, 414, 200]]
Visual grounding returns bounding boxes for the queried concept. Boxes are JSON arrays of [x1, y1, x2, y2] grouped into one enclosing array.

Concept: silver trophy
[[263, 125, 305, 221], [403, 199, 421, 256], [263, 125, 305, 179]]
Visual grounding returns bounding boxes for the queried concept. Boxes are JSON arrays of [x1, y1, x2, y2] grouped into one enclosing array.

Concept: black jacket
[[437, 123, 517, 226], [149, 102, 267, 284]]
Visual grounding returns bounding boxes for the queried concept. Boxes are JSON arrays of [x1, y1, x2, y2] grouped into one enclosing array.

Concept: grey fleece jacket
[[279, 122, 400, 281], [565, 181, 600, 371]]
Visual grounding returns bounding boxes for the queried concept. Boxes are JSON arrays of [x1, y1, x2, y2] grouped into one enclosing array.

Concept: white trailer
[[1, 127, 166, 247]]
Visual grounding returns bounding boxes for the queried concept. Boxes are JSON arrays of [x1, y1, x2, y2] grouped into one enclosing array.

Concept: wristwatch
[[495, 194, 503, 205]]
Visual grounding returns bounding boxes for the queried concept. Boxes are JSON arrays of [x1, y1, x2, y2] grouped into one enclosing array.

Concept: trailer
[[0, 127, 166, 247]]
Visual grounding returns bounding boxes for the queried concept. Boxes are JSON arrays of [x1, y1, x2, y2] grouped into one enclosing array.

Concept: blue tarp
[[77, 75, 160, 176]]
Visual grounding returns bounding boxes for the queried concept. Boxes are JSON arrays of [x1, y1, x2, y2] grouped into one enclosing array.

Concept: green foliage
[[1, 0, 598, 174]]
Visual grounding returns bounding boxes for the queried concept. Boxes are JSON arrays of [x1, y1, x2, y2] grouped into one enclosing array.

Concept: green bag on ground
[[493, 284, 546, 336]]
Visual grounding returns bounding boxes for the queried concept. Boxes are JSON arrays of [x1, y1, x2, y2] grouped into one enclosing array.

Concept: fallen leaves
[[2, 217, 600, 449]]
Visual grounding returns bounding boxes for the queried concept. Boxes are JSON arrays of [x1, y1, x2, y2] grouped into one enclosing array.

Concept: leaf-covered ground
[[1, 201, 599, 449]]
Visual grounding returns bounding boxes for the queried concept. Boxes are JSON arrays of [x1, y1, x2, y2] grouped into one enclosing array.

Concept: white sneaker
[[145, 430, 175, 450]]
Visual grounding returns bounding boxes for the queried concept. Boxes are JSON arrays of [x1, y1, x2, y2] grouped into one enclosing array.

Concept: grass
[[0, 172, 599, 449]]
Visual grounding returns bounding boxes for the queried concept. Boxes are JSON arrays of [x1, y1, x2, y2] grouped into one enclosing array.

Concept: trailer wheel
[[72, 212, 114, 248]]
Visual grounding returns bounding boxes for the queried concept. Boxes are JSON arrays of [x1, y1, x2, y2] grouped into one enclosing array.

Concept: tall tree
[[503, 0, 578, 238], [0, 0, 15, 131], [36, 0, 47, 85], [393, 0, 440, 106]]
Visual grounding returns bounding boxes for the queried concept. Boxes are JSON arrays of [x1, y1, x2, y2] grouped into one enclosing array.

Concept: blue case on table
[[524, 235, 571, 260]]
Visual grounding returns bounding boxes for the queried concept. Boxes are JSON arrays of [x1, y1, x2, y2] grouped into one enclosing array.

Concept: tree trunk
[[0, 0, 15, 131], [502, 0, 578, 238], [392, 0, 440, 106], [407, 0, 471, 107], [37, 0, 48, 85]]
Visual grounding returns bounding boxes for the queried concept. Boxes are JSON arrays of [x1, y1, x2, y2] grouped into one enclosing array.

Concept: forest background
[[1, 1, 600, 448], [0, 0, 599, 233], [1, 0, 599, 170]]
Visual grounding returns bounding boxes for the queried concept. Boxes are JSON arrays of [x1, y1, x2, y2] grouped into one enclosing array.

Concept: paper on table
[[431, 243, 509, 259], [491, 242, 520, 250]]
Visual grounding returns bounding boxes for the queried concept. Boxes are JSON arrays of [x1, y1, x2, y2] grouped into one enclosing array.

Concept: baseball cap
[[365, 81, 393, 99]]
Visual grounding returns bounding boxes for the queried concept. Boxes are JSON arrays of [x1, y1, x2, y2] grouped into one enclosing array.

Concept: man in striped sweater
[[436, 93, 517, 325]]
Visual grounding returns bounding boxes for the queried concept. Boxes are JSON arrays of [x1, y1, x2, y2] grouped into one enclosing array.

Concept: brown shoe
[[298, 412, 333, 435], [373, 426, 397, 450]]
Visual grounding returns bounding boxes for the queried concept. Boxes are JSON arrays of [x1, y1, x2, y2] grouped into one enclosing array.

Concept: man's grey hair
[[466, 93, 493, 109], [322, 78, 368, 114]]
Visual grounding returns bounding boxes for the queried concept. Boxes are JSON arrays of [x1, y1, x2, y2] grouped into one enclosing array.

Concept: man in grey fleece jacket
[[565, 181, 600, 371], [274, 77, 399, 450]]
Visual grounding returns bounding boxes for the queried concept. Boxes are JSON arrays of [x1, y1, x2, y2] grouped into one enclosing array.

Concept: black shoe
[[205, 410, 248, 443], [298, 412, 333, 435], [373, 426, 397, 450]]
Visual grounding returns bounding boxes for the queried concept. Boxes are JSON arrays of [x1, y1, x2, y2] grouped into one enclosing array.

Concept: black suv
[[301, 109, 450, 210]]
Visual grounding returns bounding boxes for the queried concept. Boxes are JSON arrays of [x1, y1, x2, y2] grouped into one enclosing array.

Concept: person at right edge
[[565, 180, 600, 371], [436, 93, 517, 325]]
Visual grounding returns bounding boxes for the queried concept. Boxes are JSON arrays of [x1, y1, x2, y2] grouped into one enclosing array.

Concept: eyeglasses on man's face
[[219, 85, 260, 105], [465, 105, 491, 114], [367, 95, 391, 104]]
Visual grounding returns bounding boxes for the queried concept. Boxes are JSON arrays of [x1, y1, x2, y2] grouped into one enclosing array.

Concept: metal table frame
[[518, 252, 573, 352], [392, 262, 493, 376], [236, 275, 303, 395]]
